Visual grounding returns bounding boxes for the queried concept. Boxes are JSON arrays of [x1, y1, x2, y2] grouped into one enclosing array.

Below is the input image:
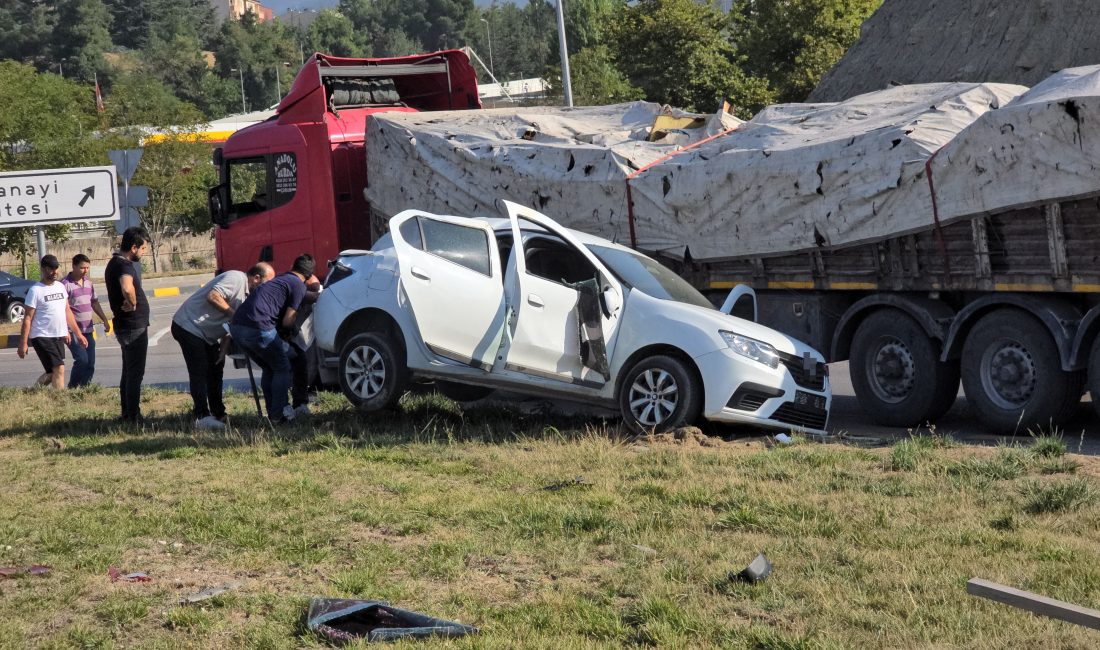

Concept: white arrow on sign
[[0, 165, 119, 228]]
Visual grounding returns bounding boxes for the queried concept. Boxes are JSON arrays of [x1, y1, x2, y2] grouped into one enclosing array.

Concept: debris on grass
[[542, 476, 589, 491], [774, 433, 793, 445], [108, 566, 151, 583], [306, 598, 478, 644], [0, 565, 50, 578], [178, 582, 243, 605], [730, 553, 772, 584]]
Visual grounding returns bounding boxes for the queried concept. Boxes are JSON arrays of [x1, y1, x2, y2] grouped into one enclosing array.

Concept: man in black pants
[[104, 227, 151, 424], [170, 263, 274, 428]]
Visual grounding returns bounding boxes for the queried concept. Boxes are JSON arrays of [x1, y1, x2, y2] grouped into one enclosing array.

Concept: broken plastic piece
[[0, 565, 50, 578], [108, 566, 151, 582], [179, 582, 242, 605], [307, 598, 478, 643], [733, 553, 773, 583], [774, 433, 793, 445]]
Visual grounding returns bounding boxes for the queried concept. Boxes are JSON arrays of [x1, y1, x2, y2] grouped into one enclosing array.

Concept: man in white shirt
[[17, 255, 88, 389]]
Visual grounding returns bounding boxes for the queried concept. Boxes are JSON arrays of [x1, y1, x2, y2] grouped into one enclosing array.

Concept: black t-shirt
[[104, 253, 150, 331]]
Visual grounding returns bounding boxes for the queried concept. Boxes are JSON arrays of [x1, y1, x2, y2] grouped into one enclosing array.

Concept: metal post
[[555, 0, 573, 107], [35, 227, 46, 258], [275, 63, 281, 104], [481, 18, 495, 78], [232, 68, 246, 114]]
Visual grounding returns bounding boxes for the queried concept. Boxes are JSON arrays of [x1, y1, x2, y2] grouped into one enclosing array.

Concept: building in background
[[212, 0, 274, 23], [281, 9, 320, 31]]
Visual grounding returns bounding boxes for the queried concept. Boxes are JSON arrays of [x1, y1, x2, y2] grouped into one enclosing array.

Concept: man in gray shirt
[[171, 263, 273, 428]]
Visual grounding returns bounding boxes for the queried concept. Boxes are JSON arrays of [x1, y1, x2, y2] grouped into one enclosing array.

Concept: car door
[[502, 201, 624, 386], [390, 211, 506, 371]]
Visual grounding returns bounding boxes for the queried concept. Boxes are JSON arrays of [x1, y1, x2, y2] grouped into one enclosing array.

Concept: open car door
[[390, 211, 506, 371], [501, 201, 624, 386]]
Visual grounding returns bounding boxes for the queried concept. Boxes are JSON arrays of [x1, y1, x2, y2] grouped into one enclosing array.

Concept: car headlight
[[720, 331, 781, 369]]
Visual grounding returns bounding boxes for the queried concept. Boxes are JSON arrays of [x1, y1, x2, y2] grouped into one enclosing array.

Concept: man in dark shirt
[[230, 253, 313, 424], [104, 226, 151, 424]]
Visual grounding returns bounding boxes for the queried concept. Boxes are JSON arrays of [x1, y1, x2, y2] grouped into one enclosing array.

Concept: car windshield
[[588, 244, 714, 309]]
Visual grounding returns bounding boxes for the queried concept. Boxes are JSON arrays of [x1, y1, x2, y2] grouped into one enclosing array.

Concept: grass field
[[1, 385, 1098, 649]]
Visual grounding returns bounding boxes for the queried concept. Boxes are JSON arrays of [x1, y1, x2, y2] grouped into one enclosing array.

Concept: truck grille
[[778, 352, 827, 391], [771, 403, 828, 430]]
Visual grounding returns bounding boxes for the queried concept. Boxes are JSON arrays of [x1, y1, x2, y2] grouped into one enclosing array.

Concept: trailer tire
[[849, 309, 959, 427], [961, 309, 1082, 433], [1084, 337, 1100, 420]]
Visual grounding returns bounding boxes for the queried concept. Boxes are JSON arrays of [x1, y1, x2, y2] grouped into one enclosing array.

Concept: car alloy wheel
[[338, 332, 408, 412], [618, 354, 702, 434], [628, 368, 680, 427], [344, 344, 386, 400]]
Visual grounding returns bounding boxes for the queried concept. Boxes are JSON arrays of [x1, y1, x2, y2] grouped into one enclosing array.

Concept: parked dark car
[[0, 271, 35, 323]]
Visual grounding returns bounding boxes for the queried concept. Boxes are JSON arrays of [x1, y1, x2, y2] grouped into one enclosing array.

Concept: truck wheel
[[618, 354, 702, 435], [435, 381, 494, 402], [339, 332, 408, 412], [1088, 338, 1100, 420], [961, 309, 1082, 432], [849, 309, 959, 427]]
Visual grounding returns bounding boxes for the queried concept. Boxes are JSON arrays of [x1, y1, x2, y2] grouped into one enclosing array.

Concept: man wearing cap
[[62, 253, 111, 387], [17, 255, 88, 389], [171, 263, 274, 429]]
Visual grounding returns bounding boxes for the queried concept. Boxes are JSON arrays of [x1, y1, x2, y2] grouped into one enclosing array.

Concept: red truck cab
[[208, 51, 480, 274]]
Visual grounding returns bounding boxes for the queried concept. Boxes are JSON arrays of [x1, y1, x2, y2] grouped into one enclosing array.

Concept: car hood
[[635, 291, 823, 360]]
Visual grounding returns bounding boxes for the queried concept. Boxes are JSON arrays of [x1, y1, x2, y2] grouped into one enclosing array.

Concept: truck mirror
[[721, 285, 758, 322], [208, 185, 228, 227], [212, 147, 224, 167]]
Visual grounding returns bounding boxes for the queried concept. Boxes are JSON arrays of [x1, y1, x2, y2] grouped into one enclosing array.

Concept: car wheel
[[435, 381, 494, 402], [849, 309, 960, 427], [6, 300, 25, 323], [339, 332, 408, 411], [618, 354, 702, 434], [961, 309, 1082, 432]]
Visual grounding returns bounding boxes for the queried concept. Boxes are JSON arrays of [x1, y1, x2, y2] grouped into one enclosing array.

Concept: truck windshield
[[587, 245, 714, 310]]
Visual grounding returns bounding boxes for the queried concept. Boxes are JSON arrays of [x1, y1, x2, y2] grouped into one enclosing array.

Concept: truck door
[[390, 212, 506, 371], [503, 201, 624, 386]]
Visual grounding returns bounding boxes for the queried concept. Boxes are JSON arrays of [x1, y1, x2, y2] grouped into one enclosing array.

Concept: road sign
[[0, 166, 119, 228], [108, 149, 143, 183]]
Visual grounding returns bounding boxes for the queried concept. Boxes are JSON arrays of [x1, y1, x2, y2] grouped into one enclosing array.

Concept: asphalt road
[[3, 275, 1098, 454]]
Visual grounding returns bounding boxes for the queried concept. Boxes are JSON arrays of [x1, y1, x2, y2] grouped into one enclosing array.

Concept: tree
[[212, 12, 301, 113], [731, 0, 882, 102], [611, 0, 773, 115], [0, 0, 56, 63], [568, 45, 643, 105], [307, 10, 364, 58], [51, 0, 113, 82]]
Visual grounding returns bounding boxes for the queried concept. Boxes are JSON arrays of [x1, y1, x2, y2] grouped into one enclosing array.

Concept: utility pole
[[480, 18, 495, 79], [555, 0, 573, 107], [275, 62, 290, 103], [231, 68, 247, 113]]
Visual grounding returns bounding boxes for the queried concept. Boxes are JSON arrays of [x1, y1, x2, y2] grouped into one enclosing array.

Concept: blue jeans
[[231, 324, 292, 419], [68, 333, 96, 387]]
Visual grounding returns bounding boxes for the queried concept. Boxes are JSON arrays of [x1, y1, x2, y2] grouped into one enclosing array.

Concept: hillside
[[810, 0, 1100, 101]]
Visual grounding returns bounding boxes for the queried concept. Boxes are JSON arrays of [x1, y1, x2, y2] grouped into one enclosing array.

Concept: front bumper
[[695, 347, 831, 434]]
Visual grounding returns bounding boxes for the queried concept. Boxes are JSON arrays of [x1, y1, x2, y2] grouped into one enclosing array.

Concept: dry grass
[[0, 386, 1099, 649]]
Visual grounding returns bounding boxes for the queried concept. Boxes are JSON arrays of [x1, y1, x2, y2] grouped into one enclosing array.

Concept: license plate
[[794, 390, 826, 410]]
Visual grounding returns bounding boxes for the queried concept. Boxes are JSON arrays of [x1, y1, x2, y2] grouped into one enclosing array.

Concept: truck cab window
[[228, 158, 269, 219]]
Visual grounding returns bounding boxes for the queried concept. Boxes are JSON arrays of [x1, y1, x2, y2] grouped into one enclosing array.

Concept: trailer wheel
[[339, 332, 408, 412], [849, 309, 959, 427], [1082, 337, 1100, 421], [961, 309, 1082, 432]]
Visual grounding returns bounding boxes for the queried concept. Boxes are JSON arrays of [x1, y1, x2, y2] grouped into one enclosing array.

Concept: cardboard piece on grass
[[307, 598, 478, 644], [732, 553, 772, 584]]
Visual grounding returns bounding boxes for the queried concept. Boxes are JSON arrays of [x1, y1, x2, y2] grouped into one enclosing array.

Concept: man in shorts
[[17, 255, 88, 389]]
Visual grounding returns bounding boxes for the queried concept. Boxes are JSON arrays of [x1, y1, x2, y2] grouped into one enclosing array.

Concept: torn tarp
[[306, 598, 478, 644]]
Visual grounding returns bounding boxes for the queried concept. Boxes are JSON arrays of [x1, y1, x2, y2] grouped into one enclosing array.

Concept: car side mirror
[[721, 285, 757, 322], [601, 285, 622, 318]]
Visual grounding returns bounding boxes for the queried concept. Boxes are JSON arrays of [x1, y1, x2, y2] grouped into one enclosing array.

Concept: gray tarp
[[365, 67, 1100, 261]]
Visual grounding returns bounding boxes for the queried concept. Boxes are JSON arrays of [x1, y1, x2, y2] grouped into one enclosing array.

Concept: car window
[[421, 218, 492, 276], [399, 217, 424, 250], [523, 236, 596, 285], [228, 157, 268, 219], [588, 244, 714, 309]]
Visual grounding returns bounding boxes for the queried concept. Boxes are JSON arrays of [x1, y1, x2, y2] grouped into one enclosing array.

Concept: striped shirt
[[61, 273, 97, 334]]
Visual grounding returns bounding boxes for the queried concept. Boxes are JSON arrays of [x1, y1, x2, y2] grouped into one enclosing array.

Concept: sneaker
[[281, 405, 296, 422], [293, 404, 311, 417], [195, 415, 226, 430]]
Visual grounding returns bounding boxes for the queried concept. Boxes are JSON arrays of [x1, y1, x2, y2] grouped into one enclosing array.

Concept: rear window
[[420, 218, 492, 276]]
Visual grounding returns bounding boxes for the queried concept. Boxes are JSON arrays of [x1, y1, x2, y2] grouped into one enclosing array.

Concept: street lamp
[[274, 62, 291, 104], [230, 67, 247, 114], [480, 18, 495, 79], [555, 0, 574, 107]]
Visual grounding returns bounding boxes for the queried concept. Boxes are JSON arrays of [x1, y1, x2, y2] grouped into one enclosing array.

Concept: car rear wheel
[[618, 354, 702, 434], [5, 300, 25, 323], [339, 332, 408, 412]]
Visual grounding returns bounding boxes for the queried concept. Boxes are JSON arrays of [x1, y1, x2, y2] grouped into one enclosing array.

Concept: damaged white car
[[313, 201, 831, 434]]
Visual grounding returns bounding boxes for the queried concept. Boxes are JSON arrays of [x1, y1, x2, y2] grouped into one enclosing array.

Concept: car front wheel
[[618, 354, 702, 434], [339, 332, 408, 412], [5, 300, 25, 323]]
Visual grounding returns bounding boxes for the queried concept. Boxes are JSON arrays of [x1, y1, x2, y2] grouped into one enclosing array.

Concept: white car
[[313, 201, 831, 434]]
